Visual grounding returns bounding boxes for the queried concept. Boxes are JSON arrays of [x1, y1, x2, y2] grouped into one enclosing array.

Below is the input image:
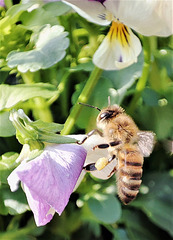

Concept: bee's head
[[97, 105, 124, 128], [78, 101, 124, 129]]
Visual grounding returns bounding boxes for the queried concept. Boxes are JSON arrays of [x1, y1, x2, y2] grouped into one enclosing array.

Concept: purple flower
[[0, 0, 5, 7], [8, 144, 86, 226]]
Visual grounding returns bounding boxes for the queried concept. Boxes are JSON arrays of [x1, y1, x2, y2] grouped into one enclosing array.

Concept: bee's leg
[[83, 154, 116, 172], [83, 163, 97, 171], [93, 140, 122, 150], [108, 154, 116, 163], [77, 129, 103, 145], [107, 155, 117, 177], [107, 167, 117, 178]]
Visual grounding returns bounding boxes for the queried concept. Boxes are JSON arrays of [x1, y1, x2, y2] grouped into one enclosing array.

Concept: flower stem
[[21, 72, 53, 122], [128, 36, 151, 114], [61, 66, 103, 135]]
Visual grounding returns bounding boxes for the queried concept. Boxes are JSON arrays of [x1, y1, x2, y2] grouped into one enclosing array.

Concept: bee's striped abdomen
[[116, 145, 143, 204]]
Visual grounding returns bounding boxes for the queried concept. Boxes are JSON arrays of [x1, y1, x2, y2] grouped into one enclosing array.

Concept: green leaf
[[39, 134, 77, 144], [154, 49, 173, 79], [72, 61, 94, 72], [19, 8, 59, 30], [0, 218, 44, 240], [0, 231, 36, 240], [0, 24, 30, 64], [6, 3, 35, 20], [136, 99, 173, 140], [0, 71, 8, 83], [0, 184, 29, 215], [31, 119, 64, 133], [87, 221, 101, 237], [0, 111, 15, 137], [154, 106, 173, 139], [112, 228, 130, 240], [0, 83, 58, 110], [142, 88, 160, 106], [0, 3, 34, 30], [43, 1, 71, 17], [122, 209, 162, 240], [49, 208, 82, 238], [131, 172, 173, 237], [88, 194, 122, 224], [0, 152, 19, 184], [7, 24, 69, 72]]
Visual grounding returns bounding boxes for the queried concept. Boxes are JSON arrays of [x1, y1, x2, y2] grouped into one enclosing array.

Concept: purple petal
[[8, 144, 86, 226], [24, 185, 54, 226], [0, 0, 5, 7]]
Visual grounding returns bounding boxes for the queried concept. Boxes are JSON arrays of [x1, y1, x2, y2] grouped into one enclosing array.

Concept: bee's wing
[[137, 131, 155, 157]]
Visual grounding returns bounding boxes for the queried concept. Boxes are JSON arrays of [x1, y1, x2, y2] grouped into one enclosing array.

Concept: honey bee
[[78, 101, 155, 204]]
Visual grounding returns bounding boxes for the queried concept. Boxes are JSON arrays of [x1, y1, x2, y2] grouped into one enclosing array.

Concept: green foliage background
[[0, 1, 172, 239]]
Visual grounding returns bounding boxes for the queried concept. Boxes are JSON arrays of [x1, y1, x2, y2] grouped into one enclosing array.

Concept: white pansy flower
[[62, 0, 173, 70]]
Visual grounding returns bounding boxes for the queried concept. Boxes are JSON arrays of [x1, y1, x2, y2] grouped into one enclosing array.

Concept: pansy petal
[[62, 0, 110, 26], [105, 0, 173, 36], [93, 21, 141, 70], [23, 185, 54, 226], [71, 134, 116, 180], [85, 148, 117, 179], [83, 135, 117, 179], [154, 0, 173, 35]]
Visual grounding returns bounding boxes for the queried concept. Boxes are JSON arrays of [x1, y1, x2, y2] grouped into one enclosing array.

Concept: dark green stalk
[[61, 66, 103, 135]]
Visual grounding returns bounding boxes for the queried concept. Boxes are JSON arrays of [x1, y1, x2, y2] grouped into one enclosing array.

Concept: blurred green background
[[0, 1, 172, 239]]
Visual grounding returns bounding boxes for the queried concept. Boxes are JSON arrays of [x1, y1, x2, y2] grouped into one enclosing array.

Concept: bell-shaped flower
[[8, 143, 86, 226], [62, 0, 173, 70], [7, 109, 87, 226]]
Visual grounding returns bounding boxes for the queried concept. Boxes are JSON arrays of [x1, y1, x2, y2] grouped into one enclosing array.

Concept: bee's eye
[[100, 112, 112, 120]]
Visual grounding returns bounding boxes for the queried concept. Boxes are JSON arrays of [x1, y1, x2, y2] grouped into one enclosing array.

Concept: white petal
[[105, 0, 173, 36], [73, 169, 86, 191], [8, 167, 21, 192], [93, 22, 142, 70], [70, 134, 117, 180], [62, 0, 110, 25], [154, 0, 173, 36]]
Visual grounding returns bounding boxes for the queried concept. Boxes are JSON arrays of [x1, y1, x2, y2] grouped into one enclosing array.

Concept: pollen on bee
[[95, 157, 108, 170]]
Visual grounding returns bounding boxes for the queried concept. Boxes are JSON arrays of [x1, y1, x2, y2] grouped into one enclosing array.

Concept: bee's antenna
[[108, 96, 111, 106], [78, 102, 101, 111]]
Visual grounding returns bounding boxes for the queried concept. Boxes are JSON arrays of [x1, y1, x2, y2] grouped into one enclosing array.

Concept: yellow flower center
[[107, 21, 130, 47]]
